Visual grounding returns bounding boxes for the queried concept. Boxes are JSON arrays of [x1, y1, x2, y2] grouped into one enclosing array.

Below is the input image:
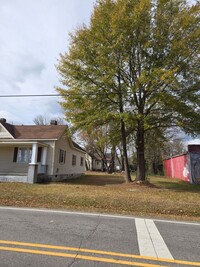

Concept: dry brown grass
[[0, 172, 200, 222]]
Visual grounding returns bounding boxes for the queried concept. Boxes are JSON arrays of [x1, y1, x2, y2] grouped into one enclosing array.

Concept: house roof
[[1, 121, 67, 140], [72, 141, 86, 153], [0, 121, 85, 154]]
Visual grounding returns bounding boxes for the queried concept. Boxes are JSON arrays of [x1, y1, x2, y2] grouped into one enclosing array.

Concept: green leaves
[[57, 0, 200, 181]]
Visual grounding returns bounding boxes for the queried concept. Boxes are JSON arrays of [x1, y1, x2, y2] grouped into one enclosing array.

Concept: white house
[[85, 153, 121, 172], [0, 118, 85, 184]]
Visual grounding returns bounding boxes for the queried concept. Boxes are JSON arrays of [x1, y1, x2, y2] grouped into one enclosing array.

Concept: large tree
[[57, 0, 200, 182]]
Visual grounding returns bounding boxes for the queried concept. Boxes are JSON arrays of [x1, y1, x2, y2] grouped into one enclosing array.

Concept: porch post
[[28, 143, 38, 184], [31, 143, 38, 164], [41, 147, 47, 165], [41, 146, 48, 174]]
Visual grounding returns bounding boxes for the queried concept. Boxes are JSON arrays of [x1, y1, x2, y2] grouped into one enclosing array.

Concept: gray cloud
[[0, 0, 195, 125], [0, 0, 94, 124]]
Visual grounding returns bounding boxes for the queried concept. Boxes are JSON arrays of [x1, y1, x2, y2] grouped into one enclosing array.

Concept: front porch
[[0, 142, 48, 184]]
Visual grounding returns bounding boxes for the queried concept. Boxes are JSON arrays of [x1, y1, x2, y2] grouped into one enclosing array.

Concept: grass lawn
[[0, 172, 200, 222]]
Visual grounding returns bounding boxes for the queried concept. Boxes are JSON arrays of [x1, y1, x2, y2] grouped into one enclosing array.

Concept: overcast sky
[[0, 0, 94, 124], [0, 0, 198, 145]]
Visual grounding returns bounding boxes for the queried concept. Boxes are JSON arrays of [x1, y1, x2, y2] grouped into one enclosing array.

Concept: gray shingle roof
[[1, 122, 67, 140]]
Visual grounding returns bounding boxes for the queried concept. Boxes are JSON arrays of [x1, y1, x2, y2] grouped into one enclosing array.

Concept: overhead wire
[[0, 93, 119, 98]]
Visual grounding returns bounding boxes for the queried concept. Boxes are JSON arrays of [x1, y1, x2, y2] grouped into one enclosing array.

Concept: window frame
[[72, 154, 77, 166], [80, 156, 84, 166], [59, 149, 66, 164], [13, 147, 32, 163]]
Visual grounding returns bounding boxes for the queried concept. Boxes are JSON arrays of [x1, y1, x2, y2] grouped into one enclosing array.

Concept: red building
[[163, 145, 200, 184]]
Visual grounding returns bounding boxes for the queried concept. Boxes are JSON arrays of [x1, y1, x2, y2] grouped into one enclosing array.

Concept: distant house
[[85, 153, 121, 172], [0, 118, 85, 184], [163, 145, 200, 184]]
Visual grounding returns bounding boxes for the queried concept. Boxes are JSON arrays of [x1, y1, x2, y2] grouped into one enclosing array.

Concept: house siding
[[53, 136, 85, 176], [37, 136, 85, 183], [0, 146, 29, 174], [0, 125, 13, 139]]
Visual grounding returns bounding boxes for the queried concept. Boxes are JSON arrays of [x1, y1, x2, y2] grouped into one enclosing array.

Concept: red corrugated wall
[[164, 154, 190, 182], [164, 158, 172, 177]]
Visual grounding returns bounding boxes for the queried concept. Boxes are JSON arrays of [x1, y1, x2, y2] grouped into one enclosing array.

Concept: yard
[[0, 172, 200, 222]]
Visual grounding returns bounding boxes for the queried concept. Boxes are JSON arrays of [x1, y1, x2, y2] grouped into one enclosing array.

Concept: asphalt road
[[0, 207, 200, 267]]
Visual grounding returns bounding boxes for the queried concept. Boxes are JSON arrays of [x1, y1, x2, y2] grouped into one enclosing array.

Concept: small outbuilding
[[163, 145, 200, 184], [0, 118, 85, 184]]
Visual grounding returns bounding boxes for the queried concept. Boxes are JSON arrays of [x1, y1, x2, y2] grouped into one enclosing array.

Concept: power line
[[0, 94, 61, 98], [1, 87, 198, 98], [0, 92, 121, 98]]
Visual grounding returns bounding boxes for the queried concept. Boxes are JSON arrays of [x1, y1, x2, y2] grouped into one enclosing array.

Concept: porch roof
[[0, 141, 48, 147]]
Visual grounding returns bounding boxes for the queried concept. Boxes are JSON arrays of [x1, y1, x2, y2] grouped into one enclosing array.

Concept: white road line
[[0, 206, 200, 226], [145, 219, 173, 259], [135, 218, 174, 259], [135, 218, 157, 257]]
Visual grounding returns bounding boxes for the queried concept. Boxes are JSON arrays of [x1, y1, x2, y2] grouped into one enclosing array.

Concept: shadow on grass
[[60, 172, 200, 191], [62, 174, 125, 186], [153, 178, 200, 193]]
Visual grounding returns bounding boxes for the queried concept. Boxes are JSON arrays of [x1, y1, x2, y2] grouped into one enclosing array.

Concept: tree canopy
[[57, 0, 200, 182]]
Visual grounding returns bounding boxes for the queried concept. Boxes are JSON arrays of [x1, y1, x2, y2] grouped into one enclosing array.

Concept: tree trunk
[[108, 147, 116, 173], [121, 119, 132, 183], [136, 121, 146, 181], [116, 149, 124, 171], [121, 155, 125, 171]]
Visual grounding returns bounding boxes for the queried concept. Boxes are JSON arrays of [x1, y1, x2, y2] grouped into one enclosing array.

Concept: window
[[59, 149, 66, 164], [80, 157, 84, 166], [18, 148, 27, 163], [72, 155, 76, 166], [13, 147, 32, 163]]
